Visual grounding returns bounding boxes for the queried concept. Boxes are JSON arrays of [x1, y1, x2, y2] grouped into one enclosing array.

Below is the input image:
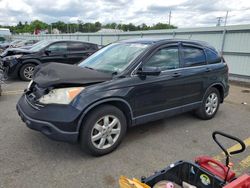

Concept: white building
[[0, 28, 11, 36], [97, 28, 123, 33]]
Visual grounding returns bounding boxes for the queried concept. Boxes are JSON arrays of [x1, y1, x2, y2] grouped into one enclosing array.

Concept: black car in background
[[0, 40, 98, 81], [17, 38, 229, 156]]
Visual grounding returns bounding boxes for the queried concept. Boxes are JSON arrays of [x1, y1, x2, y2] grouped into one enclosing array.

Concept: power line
[[168, 11, 172, 25], [216, 17, 223, 26], [224, 11, 229, 26]]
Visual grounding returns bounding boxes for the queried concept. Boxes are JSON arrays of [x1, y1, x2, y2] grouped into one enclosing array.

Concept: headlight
[[3, 54, 23, 61], [38, 87, 84, 105], [27, 80, 33, 89]]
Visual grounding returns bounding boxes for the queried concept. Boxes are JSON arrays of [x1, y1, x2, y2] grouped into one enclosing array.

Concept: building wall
[[12, 24, 250, 78]]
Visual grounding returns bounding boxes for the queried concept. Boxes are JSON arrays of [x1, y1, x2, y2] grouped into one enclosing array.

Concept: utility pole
[[168, 11, 172, 25], [224, 11, 229, 26], [216, 17, 223, 26]]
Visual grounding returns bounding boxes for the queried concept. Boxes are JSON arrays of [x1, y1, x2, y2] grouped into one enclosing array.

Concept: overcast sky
[[0, 0, 250, 27]]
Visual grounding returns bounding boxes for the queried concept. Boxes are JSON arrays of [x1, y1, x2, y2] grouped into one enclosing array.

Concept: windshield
[[79, 43, 149, 74], [30, 40, 52, 52]]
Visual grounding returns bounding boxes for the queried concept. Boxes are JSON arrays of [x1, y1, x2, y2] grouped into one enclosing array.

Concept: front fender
[[75, 97, 134, 132]]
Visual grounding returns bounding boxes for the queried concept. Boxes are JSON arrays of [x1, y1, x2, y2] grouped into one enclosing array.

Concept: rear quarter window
[[205, 48, 221, 64]]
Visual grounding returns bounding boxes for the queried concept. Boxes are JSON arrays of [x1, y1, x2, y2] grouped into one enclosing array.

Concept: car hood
[[33, 63, 113, 88], [0, 48, 33, 58], [0, 43, 9, 48]]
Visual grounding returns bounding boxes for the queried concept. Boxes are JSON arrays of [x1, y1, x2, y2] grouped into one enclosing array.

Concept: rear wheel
[[80, 105, 127, 156], [195, 87, 220, 120], [19, 63, 36, 81]]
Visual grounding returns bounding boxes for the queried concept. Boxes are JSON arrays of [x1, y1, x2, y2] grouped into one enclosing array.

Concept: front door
[[41, 42, 69, 64], [131, 45, 187, 118]]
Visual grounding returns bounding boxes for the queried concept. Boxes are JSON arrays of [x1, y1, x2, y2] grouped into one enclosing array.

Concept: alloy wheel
[[205, 92, 218, 116], [23, 66, 34, 80], [91, 115, 121, 150]]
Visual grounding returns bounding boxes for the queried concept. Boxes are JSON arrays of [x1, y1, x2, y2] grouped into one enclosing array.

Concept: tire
[[80, 105, 127, 156], [195, 87, 220, 120], [19, 63, 36, 81]]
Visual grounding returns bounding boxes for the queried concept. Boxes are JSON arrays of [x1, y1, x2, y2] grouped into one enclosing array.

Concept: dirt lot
[[0, 80, 250, 188]]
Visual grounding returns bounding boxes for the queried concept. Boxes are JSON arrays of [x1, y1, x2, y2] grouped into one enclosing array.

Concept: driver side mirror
[[137, 66, 161, 76], [44, 50, 51, 55]]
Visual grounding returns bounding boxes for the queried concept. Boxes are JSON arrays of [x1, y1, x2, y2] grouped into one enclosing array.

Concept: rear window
[[183, 46, 206, 67], [205, 49, 221, 64]]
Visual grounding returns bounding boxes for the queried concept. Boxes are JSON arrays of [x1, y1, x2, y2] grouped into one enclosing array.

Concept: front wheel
[[195, 87, 220, 120], [19, 63, 36, 81], [80, 105, 127, 156]]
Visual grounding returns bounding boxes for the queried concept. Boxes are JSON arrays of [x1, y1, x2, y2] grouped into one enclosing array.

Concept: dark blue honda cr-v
[[17, 38, 229, 156]]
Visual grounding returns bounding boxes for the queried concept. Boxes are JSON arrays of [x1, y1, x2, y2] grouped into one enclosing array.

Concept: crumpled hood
[[1, 48, 33, 58], [33, 63, 113, 88]]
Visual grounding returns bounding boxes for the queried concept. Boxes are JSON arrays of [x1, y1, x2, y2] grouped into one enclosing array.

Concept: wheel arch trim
[[203, 82, 225, 102], [76, 97, 134, 132], [19, 59, 41, 73], [21, 59, 41, 65]]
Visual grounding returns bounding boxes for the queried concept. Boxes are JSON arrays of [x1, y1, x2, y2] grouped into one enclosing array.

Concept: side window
[[89, 44, 98, 50], [68, 42, 88, 51], [47, 42, 67, 53], [205, 48, 221, 64], [182, 46, 206, 67], [144, 47, 179, 71]]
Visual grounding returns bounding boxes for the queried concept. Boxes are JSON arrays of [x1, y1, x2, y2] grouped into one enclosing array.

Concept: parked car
[[11, 39, 40, 49], [1, 40, 98, 81], [0, 40, 23, 52], [16, 38, 229, 156], [0, 62, 5, 96]]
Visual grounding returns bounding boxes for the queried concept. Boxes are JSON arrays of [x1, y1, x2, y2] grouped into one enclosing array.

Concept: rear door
[[67, 42, 97, 64], [179, 43, 208, 104], [41, 42, 69, 64]]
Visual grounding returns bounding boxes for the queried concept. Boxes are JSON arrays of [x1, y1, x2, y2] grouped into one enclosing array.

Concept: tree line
[[0, 20, 177, 34]]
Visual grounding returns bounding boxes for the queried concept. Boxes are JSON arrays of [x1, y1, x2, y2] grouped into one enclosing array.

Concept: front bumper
[[0, 58, 20, 78], [17, 94, 80, 143]]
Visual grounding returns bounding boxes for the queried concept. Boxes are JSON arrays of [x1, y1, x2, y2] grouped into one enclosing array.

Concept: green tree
[[1, 20, 177, 34]]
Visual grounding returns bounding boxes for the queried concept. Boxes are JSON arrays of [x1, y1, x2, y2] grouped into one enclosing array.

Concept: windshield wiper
[[84, 66, 95, 70]]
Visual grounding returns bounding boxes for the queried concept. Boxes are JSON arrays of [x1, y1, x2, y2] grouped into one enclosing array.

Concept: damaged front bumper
[[0, 57, 21, 79], [0, 59, 6, 95], [16, 94, 81, 143], [0, 58, 9, 80]]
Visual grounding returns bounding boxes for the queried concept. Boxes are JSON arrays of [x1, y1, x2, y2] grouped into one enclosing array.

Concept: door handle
[[172, 72, 181, 77], [206, 67, 212, 72]]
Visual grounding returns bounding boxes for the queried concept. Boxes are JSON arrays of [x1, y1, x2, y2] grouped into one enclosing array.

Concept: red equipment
[[141, 131, 250, 188], [195, 156, 236, 182]]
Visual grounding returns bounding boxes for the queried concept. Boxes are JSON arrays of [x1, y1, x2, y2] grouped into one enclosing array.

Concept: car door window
[[182, 46, 206, 67], [68, 42, 87, 51], [47, 42, 67, 53], [144, 47, 179, 71]]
